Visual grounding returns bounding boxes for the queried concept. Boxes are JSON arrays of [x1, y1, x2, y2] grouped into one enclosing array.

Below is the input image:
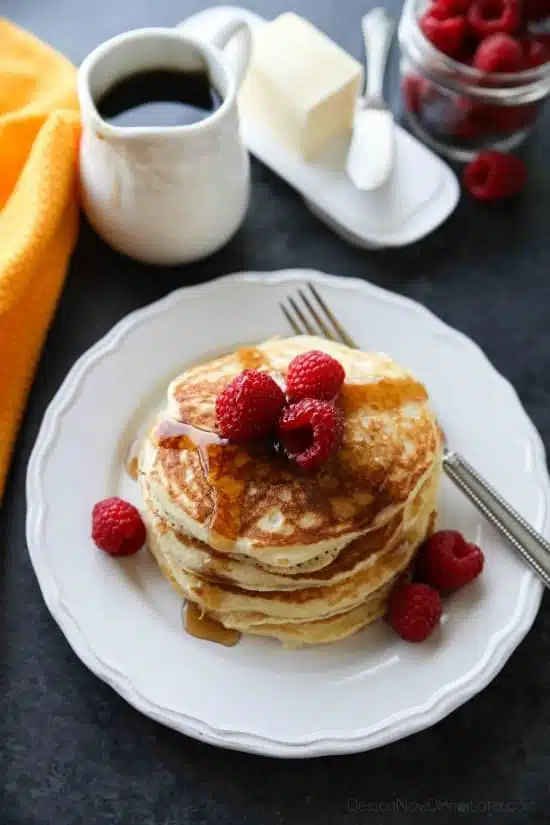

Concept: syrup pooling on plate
[[183, 601, 241, 646], [154, 419, 252, 552]]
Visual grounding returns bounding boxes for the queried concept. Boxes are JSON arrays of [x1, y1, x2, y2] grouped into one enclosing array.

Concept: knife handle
[[362, 8, 395, 103]]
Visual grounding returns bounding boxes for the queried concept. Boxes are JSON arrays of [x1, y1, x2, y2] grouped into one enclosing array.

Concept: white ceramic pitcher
[[77, 21, 252, 265]]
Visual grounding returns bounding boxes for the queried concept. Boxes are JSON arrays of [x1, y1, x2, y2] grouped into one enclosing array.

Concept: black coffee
[[96, 68, 222, 128]]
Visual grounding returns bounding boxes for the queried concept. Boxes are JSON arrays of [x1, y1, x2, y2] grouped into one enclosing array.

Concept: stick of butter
[[243, 13, 363, 161]]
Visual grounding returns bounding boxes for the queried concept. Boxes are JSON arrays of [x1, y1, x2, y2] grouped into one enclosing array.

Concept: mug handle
[[209, 19, 252, 89]]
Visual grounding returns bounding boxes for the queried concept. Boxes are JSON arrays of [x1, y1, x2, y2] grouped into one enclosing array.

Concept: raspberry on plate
[[463, 150, 527, 201], [286, 350, 345, 402], [388, 582, 442, 643], [92, 497, 146, 556], [420, 6, 469, 57], [215, 369, 286, 441], [467, 0, 521, 39], [473, 33, 524, 72], [417, 530, 485, 590], [277, 398, 343, 470]]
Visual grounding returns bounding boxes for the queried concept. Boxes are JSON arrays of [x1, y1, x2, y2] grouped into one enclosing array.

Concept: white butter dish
[[178, 6, 460, 249]]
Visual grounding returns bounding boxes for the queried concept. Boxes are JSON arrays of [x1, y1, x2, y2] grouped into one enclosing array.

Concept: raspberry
[[402, 74, 423, 115], [215, 369, 285, 441], [91, 497, 146, 556], [463, 150, 526, 201], [286, 350, 345, 402], [416, 530, 485, 590], [467, 0, 521, 39], [401, 74, 437, 114], [533, 33, 550, 50], [452, 98, 491, 139], [491, 103, 537, 134], [277, 399, 343, 470], [473, 33, 524, 72], [388, 582, 442, 643], [435, 0, 474, 13], [522, 37, 550, 68], [453, 112, 486, 139], [420, 7, 469, 57]]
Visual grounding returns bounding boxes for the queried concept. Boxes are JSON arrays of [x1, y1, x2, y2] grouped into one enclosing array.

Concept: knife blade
[[346, 8, 395, 191]]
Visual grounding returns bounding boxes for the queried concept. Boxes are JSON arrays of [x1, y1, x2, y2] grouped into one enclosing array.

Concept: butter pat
[[247, 13, 363, 160]]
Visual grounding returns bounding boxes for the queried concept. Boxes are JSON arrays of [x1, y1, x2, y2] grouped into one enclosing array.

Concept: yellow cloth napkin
[[0, 19, 81, 501]]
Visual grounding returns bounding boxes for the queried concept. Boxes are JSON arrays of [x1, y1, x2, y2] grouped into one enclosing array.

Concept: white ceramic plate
[[26, 270, 547, 758], [178, 7, 460, 249]]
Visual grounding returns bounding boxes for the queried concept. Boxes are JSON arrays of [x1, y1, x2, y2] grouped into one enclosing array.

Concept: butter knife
[[346, 7, 395, 191]]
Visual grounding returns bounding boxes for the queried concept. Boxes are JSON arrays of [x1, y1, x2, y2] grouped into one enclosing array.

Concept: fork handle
[[443, 451, 550, 588]]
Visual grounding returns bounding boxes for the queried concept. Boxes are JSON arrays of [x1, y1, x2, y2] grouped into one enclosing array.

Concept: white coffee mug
[[77, 22, 252, 265]]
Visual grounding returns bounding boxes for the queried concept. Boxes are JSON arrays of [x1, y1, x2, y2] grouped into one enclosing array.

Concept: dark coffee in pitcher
[[96, 68, 222, 128]]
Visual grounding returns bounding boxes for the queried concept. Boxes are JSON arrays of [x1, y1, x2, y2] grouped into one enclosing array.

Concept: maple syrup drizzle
[[154, 419, 227, 450], [154, 419, 250, 552], [183, 601, 241, 646], [155, 348, 273, 554], [203, 443, 251, 551], [125, 435, 143, 480], [340, 377, 428, 414], [126, 456, 139, 480], [237, 346, 268, 370], [237, 344, 287, 400]]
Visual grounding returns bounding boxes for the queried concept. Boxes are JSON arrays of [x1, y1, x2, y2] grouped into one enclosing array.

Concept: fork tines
[[280, 283, 357, 348]]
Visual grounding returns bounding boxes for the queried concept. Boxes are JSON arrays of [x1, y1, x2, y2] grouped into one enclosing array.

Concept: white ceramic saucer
[[178, 6, 460, 249], [26, 270, 547, 757]]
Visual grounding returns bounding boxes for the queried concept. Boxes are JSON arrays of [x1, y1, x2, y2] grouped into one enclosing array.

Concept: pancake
[[139, 335, 440, 567], [143, 461, 440, 592], [147, 474, 436, 626], [228, 589, 393, 648], [138, 335, 443, 647], [144, 501, 402, 590]]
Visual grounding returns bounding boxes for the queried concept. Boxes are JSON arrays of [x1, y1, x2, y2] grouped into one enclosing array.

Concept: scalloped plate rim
[[26, 269, 547, 758]]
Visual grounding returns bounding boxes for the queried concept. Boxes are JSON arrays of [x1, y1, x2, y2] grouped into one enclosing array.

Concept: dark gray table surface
[[2, 0, 550, 823]]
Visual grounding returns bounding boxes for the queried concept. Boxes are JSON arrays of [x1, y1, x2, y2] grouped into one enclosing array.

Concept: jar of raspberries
[[398, 0, 550, 160]]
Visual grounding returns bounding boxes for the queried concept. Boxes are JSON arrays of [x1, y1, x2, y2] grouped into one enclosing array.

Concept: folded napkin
[[0, 19, 81, 501]]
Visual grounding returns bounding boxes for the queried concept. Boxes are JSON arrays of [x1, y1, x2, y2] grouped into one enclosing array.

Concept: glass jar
[[397, 0, 550, 160]]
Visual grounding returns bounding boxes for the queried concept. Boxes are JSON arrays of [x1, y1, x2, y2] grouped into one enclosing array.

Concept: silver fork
[[281, 283, 550, 589]]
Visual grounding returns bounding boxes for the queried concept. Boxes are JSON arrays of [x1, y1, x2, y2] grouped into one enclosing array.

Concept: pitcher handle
[[209, 19, 252, 89]]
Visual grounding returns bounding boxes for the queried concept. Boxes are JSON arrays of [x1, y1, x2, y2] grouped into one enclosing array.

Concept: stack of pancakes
[[138, 336, 443, 647]]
